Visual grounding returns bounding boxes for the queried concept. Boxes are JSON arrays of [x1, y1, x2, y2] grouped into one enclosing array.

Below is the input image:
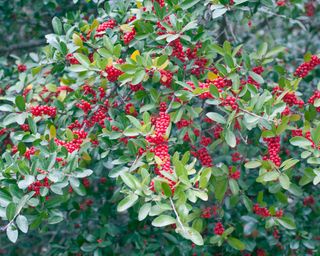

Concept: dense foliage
[[0, 0, 319, 255]]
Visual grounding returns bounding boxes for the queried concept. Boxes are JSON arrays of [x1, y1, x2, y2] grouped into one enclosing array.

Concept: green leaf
[[138, 203, 151, 221], [206, 112, 226, 124], [123, 128, 140, 137], [131, 69, 146, 85], [265, 46, 286, 58], [225, 129, 236, 148], [276, 217, 296, 230], [224, 54, 235, 69], [6, 202, 16, 221], [227, 237, 246, 250], [16, 215, 28, 233], [6, 224, 18, 243], [73, 53, 90, 68], [52, 17, 63, 35], [117, 194, 139, 212], [280, 158, 299, 171], [290, 136, 313, 147], [152, 215, 176, 227], [249, 71, 264, 84], [15, 96, 25, 111], [257, 171, 280, 182], [279, 174, 290, 190], [229, 179, 239, 195], [245, 161, 261, 169], [212, 8, 227, 19], [180, 0, 201, 10]]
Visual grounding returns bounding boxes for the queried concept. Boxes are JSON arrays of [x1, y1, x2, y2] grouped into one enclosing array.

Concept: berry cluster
[[176, 119, 192, 129], [253, 204, 283, 218], [294, 55, 320, 78], [76, 100, 92, 114], [273, 86, 304, 107], [305, 1, 315, 16], [55, 130, 87, 153], [210, 77, 231, 89], [276, 0, 286, 6], [263, 136, 281, 166], [130, 83, 144, 92], [30, 106, 57, 118], [253, 204, 270, 217], [292, 129, 315, 148], [213, 125, 223, 139], [24, 146, 36, 160], [229, 167, 240, 179], [66, 53, 80, 65], [105, 61, 124, 82], [252, 66, 264, 74], [28, 177, 50, 196], [220, 96, 238, 110], [192, 148, 213, 167], [308, 90, 320, 112], [201, 206, 217, 219], [170, 39, 185, 62], [159, 70, 173, 88], [17, 64, 27, 72], [95, 19, 117, 37], [147, 103, 176, 193], [123, 29, 136, 45], [125, 103, 138, 116], [303, 196, 315, 206], [20, 124, 29, 131], [213, 222, 225, 235], [231, 152, 242, 162], [200, 136, 212, 147]]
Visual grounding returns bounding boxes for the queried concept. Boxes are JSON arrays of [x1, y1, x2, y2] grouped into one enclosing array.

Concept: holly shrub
[[0, 0, 319, 255]]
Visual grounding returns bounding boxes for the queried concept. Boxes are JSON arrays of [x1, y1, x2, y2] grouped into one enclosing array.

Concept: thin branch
[[169, 197, 186, 232]]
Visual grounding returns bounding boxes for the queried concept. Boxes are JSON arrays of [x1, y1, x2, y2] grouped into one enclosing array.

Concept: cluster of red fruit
[[229, 167, 240, 179], [263, 136, 281, 166], [125, 103, 138, 116], [292, 129, 315, 148], [129, 83, 144, 92], [159, 70, 173, 88], [95, 19, 117, 38], [55, 130, 87, 153], [76, 100, 92, 114], [303, 195, 315, 206], [201, 206, 217, 219], [28, 177, 50, 196], [17, 64, 27, 72], [294, 55, 320, 78], [147, 103, 176, 193], [253, 204, 283, 218], [30, 105, 57, 118], [308, 90, 320, 112], [66, 53, 80, 65], [220, 96, 238, 110], [176, 119, 192, 129], [213, 222, 225, 235], [305, 1, 315, 17], [123, 29, 136, 45], [192, 148, 213, 167], [272, 86, 304, 108], [105, 60, 124, 82]]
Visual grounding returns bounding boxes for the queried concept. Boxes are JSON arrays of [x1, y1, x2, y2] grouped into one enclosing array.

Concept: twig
[[169, 197, 186, 232]]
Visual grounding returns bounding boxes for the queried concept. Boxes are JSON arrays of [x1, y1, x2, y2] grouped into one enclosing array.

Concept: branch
[[170, 197, 186, 232]]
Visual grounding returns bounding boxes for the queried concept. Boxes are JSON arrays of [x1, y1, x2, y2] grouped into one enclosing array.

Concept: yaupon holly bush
[[0, 0, 320, 255]]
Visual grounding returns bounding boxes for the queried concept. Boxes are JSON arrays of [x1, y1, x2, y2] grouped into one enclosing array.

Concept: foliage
[[0, 0, 319, 255]]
